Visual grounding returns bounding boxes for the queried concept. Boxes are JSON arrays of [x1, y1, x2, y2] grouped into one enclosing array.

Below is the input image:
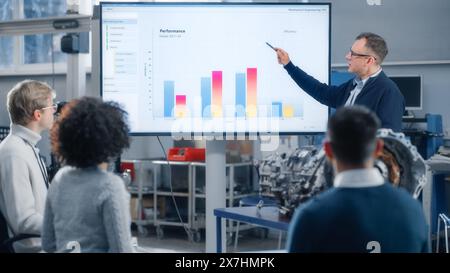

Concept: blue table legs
[[216, 216, 222, 253]]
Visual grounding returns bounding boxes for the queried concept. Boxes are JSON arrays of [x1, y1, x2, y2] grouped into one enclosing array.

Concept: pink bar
[[176, 95, 186, 105], [247, 68, 257, 117]]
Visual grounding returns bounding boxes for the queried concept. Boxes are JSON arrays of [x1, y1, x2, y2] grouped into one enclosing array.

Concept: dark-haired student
[[275, 32, 405, 132], [287, 106, 428, 253], [42, 97, 133, 253]]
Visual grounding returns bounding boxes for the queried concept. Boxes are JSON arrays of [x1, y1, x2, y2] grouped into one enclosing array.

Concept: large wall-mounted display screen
[[101, 3, 330, 135]]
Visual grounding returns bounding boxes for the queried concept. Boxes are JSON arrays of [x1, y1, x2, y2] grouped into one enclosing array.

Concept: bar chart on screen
[[160, 68, 304, 120], [101, 3, 329, 134]]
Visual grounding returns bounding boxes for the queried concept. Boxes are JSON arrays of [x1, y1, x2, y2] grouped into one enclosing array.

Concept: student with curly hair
[[42, 97, 133, 253]]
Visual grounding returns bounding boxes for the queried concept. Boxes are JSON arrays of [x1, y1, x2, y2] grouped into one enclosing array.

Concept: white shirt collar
[[333, 168, 385, 188], [10, 123, 42, 146], [345, 68, 383, 106], [354, 67, 382, 87]]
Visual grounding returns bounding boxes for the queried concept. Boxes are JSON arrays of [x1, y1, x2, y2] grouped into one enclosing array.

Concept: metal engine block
[[256, 129, 428, 218]]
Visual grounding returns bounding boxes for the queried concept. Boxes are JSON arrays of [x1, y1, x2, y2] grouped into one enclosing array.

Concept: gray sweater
[[0, 124, 47, 252], [42, 166, 133, 253]]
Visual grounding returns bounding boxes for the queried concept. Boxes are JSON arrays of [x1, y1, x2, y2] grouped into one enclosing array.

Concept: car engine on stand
[[256, 129, 428, 218]]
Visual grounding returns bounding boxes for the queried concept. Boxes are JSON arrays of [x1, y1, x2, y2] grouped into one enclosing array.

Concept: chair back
[[0, 211, 11, 253]]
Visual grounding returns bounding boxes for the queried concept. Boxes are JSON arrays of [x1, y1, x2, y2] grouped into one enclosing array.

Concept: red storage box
[[120, 162, 136, 181], [168, 147, 205, 162]]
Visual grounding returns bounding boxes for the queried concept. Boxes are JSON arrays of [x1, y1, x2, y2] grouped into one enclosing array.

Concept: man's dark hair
[[356, 32, 388, 64], [327, 106, 380, 165], [51, 97, 130, 168]]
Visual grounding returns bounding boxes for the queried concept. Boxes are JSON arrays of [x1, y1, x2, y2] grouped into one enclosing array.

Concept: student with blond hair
[[0, 80, 56, 252]]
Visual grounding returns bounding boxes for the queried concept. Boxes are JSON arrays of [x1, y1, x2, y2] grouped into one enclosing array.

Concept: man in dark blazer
[[275, 32, 405, 132]]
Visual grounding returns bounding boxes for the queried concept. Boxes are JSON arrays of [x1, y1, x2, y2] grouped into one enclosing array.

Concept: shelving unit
[[191, 162, 254, 242], [128, 186, 153, 237], [151, 160, 193, 241], [122, 159, 158, 237], [149, 160, 254, 242]]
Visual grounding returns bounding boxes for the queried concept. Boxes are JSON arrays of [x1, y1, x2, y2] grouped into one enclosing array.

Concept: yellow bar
[[175, 106, 186, 118], [246, 105, 257, 118], [283, 105, 294, 118]]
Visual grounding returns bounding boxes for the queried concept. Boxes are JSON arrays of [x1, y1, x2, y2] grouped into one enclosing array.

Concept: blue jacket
[[284, 62, 405, 132], [287, 183, 429, 253]]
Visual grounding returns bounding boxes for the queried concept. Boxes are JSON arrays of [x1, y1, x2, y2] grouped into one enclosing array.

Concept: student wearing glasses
[[0, 80, 56, 252], [275, 32, 405, 132]]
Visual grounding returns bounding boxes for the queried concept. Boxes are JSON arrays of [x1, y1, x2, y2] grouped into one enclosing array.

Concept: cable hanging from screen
[[156, 136, 194, 240]]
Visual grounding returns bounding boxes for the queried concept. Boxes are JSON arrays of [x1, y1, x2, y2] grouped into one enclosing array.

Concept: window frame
[[1, 0, 217, 76], [0, 0, 92, 76]]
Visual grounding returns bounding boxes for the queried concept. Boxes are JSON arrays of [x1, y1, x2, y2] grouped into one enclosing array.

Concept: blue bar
[[272, 102, 282, 117], [201, 77, 211, 118], [235, 73, 246, 117], [295, 104, 304, 118], [164, 81, 174, 117]]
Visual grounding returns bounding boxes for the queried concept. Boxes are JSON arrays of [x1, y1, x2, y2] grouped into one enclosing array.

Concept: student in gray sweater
[[0, 80, 56, 252], [42, 97, 133, 253]]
